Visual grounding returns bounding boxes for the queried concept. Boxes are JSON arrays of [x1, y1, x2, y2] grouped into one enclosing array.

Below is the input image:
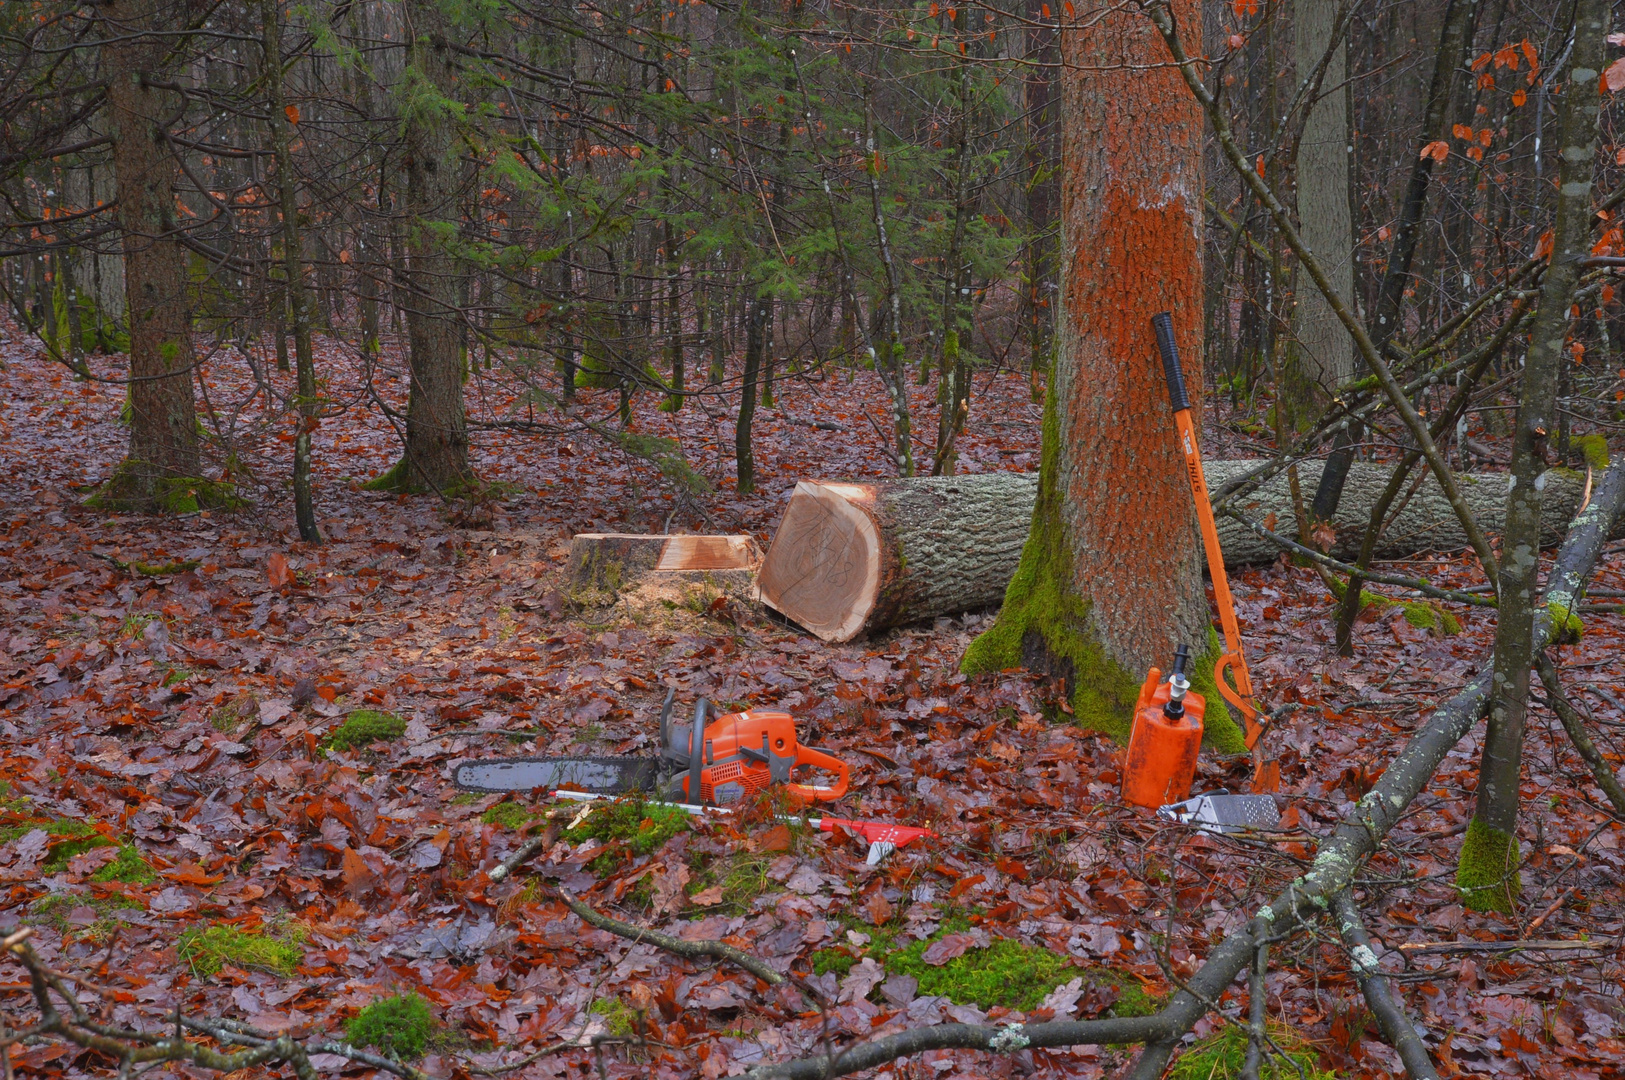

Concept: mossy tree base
[[361, 456, 481, 497], [962, 389, 1243, 751], [85, 461, 244, 514], [1455, 817, 1521, 913]]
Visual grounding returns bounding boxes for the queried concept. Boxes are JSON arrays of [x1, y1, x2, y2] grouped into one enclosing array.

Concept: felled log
[[567, 533, 762, 593], [1207, 458, 1607, 564], [756, 477, 1036, 642], [757, 461, 1616, 642]]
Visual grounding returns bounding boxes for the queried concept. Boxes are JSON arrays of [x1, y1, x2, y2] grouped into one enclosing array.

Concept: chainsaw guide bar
[[453, 757, 659, 795]]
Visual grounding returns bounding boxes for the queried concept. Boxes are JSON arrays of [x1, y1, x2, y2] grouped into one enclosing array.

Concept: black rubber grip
[[1151, 312, 1190, 413]]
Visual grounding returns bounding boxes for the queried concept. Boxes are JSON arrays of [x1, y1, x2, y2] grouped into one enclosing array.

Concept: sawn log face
[[757, 476, 1036, 642]]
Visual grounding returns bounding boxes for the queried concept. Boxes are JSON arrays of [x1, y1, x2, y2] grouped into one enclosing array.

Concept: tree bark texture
[[393, 0, 472, 492], [1290, 0, 1355, 394], [961, 0, 1220, 743], [1461, 0, 1604, 913], [103, 0, 202, 500]]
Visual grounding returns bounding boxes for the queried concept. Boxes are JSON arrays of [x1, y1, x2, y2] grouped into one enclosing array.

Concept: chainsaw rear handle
[[787, 745, 849, 804], [1151, 311, 1190, 413]]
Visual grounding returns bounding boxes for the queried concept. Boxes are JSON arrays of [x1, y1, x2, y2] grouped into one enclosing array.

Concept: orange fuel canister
[[1121, 646, 1206, 810]]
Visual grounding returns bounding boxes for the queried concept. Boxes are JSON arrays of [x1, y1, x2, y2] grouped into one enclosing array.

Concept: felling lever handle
[[787, 745, 850, 803], [1147, 312, 1275, 793], [1152, 311, 1190, 413]]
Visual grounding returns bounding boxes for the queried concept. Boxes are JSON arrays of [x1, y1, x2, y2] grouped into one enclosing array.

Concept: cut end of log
[[568, 533, 762, 593], [757, 482, 882, 642]]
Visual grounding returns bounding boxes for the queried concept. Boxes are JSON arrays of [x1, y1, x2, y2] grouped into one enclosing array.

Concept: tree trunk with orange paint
[[963, 0, 1243, 751]]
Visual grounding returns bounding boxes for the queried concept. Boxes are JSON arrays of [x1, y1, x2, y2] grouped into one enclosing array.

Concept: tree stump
[[568, 534, 762, 594]]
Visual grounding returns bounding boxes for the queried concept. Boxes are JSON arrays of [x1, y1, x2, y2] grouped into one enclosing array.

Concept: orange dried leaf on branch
[[1420, 140, 1449, 163], [1606, 57, 1625, 93], [284, 104, 299, 124]]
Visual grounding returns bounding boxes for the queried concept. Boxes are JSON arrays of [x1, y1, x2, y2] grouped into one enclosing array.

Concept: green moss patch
[[41, 820, 114, 872], [92, 843, 157, 883], [563, 797, 690, 877], [480, 801, 535, 829], [0, 818, 112, 872], [1547, 600, 1583, 644], [210, 693, 259, 733], [589, 996, 636, 1036], [323, 710, 406, 752], [1573, 433, 1610, 471], [888, 936, 1074, 1012], [84, 466, 243, 514], [30, 892, 145, 941], [1328, 578, 1461, 635], [361, 458, 424, 494], [1455, 818, 1521, 913], [361, 458, 485, 498], [2, 814, 153, 880], [347, 992, 437, 1061], [1170, 1021, 1335, 1080], [962, 389, 1241, 751], [177, 923, 306, 978], [684, 849, 781, 912], [814, 917, 1155, 1016]]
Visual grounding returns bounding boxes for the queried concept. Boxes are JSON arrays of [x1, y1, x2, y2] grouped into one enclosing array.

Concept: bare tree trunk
[[1310, 0, 1479, 524], [863, 97, 914, 477], [1287, 0, 1356, 409], [963, 0, 1244, 750], [370, 0, 474, 494], [1457, 0, 1603, 912], [661, 214, 683, 412], [735, 292, 769, 494], [1023, 0, 1059, 404], [262, 0, 320, 542], [934, 20, 975, 476], [98, 0, 203, 509]]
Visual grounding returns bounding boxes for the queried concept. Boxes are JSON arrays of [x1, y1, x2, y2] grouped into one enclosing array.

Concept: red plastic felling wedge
[[812, 817, 935, 864]]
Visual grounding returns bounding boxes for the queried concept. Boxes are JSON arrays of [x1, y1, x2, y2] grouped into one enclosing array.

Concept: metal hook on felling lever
[[1151, 311, 1279, 795]]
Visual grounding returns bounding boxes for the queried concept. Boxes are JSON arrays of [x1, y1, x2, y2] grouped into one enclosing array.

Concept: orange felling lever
[[1151, 313, 1278, 793]]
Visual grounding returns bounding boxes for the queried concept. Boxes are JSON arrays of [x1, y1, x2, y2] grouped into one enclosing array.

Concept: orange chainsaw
[[454, 691, 851, 808], [1151, 312, 1279, 793]]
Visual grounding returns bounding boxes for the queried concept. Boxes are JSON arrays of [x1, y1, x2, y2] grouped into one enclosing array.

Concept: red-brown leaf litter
[[1, 323, 1622, 1078]]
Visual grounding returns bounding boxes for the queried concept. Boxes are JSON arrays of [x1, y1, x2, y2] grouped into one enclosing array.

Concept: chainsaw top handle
[[1151, 311, 1190, 413]]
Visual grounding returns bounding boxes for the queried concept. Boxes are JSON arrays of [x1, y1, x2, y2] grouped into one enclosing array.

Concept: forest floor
[[1, 321, 1623, 1080]]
